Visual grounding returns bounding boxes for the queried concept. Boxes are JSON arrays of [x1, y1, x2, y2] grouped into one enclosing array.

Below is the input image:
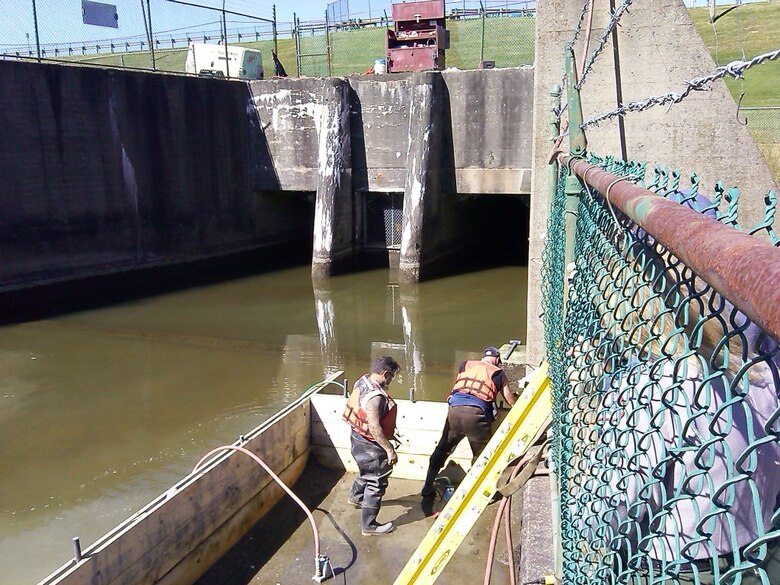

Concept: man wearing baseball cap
[[420, 346, 516, 498]]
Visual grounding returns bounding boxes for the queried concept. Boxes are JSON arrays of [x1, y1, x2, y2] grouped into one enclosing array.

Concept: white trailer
[[184, 42, 264, 80]]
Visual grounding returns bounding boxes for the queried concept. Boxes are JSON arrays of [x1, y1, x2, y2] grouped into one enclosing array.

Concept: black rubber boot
[[420, 467, 438, 498], [361, 506, 394, 535]]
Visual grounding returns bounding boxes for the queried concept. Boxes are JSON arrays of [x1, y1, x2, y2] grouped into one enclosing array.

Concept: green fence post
[[565, 45, 587, 158], [480, 2, 485, 64], [548, 85, 562, 216], [273, 5, 278, 56], [146, 0, 156, 71], [325, 10, 332, 77], [294, 14, 301, 77], [564, 46, 586, 299], [222, 0, 229, 78], [31, 0, 41, 62]]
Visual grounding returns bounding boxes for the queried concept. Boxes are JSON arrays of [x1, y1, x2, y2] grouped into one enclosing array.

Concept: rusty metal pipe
[[560, 155, 780, 343]]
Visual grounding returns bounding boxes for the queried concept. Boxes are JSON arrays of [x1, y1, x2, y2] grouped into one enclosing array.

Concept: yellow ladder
[[393, 362, 552, 585]]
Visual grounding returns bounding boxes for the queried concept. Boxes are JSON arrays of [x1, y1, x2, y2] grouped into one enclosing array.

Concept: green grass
[[689, 1, 780, 106], [40, 4, 777, 96], [55, 16, 535, 78]]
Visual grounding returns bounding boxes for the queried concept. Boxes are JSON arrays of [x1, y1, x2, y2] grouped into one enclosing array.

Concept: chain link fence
[[543, 152, 780, 584], [743, 107, 780, 182], [1, 0, 280, 78], [1, 1, 534, 79], [296, 2, 535, 77]]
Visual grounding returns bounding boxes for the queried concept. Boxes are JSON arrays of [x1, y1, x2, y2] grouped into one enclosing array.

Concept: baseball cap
[[483, 346, 501, 358]]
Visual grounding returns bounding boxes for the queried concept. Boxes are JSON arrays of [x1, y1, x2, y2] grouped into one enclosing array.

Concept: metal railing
[[543, 148, 780, 583], [1, 0, 281, 78], [0, 1, 534, 78]]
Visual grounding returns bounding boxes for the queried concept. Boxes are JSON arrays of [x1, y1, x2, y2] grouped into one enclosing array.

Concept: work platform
[[196, 458, 518, 585]]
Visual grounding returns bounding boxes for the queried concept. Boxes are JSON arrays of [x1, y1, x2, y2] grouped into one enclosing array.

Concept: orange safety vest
[[449, 359, 500, 403], [342, 378, 397, 442]]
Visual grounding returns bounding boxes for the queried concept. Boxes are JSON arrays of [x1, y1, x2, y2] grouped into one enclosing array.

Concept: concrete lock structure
[[0, 62, 533, 291]]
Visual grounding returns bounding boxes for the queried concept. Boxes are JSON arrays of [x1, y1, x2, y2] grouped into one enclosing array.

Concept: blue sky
[[1, 0, 330, 51], [0, 0, 769, 54]]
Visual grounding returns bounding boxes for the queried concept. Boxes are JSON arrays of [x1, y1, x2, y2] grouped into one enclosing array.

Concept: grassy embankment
[[60, 5, 777, 175], [62, 16, 535, 76], [690, 1, 780, 179]]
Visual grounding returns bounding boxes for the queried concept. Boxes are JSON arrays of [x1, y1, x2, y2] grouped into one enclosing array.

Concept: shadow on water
[[0, 241, 312, 325], [195, 457, 346, 585]]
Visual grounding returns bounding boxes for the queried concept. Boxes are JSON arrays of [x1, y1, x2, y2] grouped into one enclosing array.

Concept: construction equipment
[[393, 362, 552, 585], [386, 0, 448, 73]]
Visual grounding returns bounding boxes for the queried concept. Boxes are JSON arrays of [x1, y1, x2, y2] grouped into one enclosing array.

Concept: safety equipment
[[343, 382, 397, 442], [449, 360, 500, 403]]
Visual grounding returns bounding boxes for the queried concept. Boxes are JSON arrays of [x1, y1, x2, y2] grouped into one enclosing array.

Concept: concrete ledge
[[518, 475, 556, 585], [456, 168, 532, 195]]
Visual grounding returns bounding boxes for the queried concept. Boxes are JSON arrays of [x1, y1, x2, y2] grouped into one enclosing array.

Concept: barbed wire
[[578, 47, 780, 130], [575, 0, 634, 91]]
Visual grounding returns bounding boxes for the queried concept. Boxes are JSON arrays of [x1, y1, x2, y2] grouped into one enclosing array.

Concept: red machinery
[[386, 0, 448, 73]]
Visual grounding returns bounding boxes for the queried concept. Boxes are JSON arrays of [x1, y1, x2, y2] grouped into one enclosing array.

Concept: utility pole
[[273, 4, 278, 56], [222, 0, 229, 78], [31, 0, 41, 61]]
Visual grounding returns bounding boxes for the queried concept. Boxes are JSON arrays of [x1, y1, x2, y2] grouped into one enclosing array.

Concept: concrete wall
[[0, 60, 534, 292], [0, 60, 309, 292], [250, 68, 534, 196], [526, 0, 779, 363], [250, 68, 534, 280]]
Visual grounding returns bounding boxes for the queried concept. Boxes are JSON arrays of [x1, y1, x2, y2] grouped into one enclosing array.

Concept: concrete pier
[[399, 73, 442, 283], [312, 78, 353, 279]]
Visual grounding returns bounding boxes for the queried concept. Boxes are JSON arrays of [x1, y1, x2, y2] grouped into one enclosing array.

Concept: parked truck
[[184, 42, 264, 80]]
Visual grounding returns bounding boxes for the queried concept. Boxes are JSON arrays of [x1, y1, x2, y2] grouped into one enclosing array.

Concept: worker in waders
[[420, 346, 516, 498], [342, 355, 401, 535]]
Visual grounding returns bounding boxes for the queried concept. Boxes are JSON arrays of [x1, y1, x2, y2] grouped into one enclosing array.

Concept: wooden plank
[[38, 370, 346, 585], [156, 451, 309, 585], [310, 421, 474, 459], [42, 404, 310, 585], [312, 394, 455, 432]]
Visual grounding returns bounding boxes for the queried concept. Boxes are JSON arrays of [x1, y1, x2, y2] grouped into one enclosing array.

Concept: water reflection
[[0, 265, 526, 584]]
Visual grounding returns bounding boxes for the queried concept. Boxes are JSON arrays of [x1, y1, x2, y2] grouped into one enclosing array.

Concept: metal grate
[[364, 192, 403, 249]]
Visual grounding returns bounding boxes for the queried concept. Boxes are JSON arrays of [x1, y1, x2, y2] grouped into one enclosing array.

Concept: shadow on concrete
[[246, 86, 281, 193], [195, 457, 345, 585], [348, 85, 368, 197]]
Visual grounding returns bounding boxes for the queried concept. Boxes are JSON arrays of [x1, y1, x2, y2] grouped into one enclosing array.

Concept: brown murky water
[[0, 264, 527, 584]]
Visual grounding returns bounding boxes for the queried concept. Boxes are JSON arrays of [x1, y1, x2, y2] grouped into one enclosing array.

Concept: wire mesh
[[0, 1, 277, 77], [543, 154, 780, 584], [742, 107, 780, 145]]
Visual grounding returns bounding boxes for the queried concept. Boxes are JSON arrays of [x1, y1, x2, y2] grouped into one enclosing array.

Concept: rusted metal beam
[[560, 155, 780, 343]]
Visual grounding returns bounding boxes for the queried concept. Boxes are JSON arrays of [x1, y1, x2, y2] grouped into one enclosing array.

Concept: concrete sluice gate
[[0, 61, 533, 300]]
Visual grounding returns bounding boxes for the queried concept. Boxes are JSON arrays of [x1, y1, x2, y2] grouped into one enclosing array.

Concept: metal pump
[[312, 554, 334, 582]]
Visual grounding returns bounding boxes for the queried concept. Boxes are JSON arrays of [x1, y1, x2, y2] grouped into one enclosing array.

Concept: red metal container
[[386, 0, 448, 73]]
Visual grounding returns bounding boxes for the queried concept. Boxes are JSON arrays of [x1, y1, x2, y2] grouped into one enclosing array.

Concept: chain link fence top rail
[[542, 154, 780, 584]]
